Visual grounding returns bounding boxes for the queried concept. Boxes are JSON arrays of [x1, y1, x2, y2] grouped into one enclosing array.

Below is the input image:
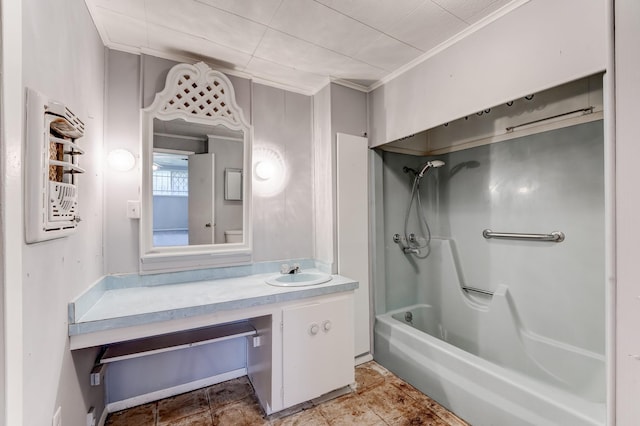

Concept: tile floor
[[105, 361, 469, 425]]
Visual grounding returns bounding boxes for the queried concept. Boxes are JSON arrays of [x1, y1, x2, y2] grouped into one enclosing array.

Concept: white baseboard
[[355, 353, 373, 365], [106, 368, 247, 413]]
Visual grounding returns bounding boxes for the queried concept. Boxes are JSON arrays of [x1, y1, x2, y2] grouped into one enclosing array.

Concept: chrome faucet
[[280, 263, 300, 274]]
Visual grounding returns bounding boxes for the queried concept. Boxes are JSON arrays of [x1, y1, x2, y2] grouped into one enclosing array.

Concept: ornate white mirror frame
[[140, 62, 252, 273]]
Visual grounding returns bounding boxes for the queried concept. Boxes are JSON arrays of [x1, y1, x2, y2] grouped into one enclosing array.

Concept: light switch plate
[[127, 200, 141, 219]]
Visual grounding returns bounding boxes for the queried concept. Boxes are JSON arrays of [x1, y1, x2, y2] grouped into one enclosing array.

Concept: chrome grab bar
[[482, 229, 565, 243], [462, 286, 494, 296]]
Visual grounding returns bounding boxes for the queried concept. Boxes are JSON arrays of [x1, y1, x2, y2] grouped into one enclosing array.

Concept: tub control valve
[[309, 323, 319, 335]]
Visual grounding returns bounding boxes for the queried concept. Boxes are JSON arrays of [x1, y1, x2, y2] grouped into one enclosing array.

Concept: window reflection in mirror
[[151, 118, 243, 247], [152, 151, 189, 246]]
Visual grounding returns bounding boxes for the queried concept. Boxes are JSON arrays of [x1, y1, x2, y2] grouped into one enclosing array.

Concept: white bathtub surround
[[375, 239, 604, 426], [374, 118, 605, 425], [376, 312, 604, 426]]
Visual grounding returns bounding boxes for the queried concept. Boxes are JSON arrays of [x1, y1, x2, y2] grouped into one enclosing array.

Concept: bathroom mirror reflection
[[152, 118, 244, 247], [140, 62, 252, 272]]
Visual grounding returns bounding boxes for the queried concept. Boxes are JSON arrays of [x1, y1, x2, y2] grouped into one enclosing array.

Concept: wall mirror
[[140, 62, 252, 272]]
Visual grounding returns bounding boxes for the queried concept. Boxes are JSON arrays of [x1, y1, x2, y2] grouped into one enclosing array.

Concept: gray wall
[[21, 0, 107, 425], [380, 120, 605, 354], [102, 52, 315, 404], [153, 196, 188, 230], [105, 51, 314, 272], [330, 83, 368, 139], [312, 84, 333, 267], [104, 50, 143, 273], [210, 138, 244, 243], [252, 83, 314, 261], [106, 338, 246, 402], [312, 83, 368, 271]]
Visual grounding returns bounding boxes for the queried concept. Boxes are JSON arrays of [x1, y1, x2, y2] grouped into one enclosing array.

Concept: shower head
[[418, 160, 445, 178]]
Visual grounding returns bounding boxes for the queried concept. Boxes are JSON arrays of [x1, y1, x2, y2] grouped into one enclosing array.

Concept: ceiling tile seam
[[93, 1, 386, 81], [467, 0, 507, 26], [136, 45, 320, 95], [142, 20, 256, 63], [140, 4, 269, 59], [256, 27, 387, 73], [246, 54, 327, 80], [427, 0, 469, 26], [310, 0, 428, 54], [143, 0, 150, 49], [92, 5, 141, 47], [191, 0, 288, 65], [104, 34, 325, 96], [93, 31, 322, 95], [192, 0, 279, 31], [246, 0, 286, 69]]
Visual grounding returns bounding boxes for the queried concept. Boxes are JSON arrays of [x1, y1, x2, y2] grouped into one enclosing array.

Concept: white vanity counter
[[68, 268, 357, 349]]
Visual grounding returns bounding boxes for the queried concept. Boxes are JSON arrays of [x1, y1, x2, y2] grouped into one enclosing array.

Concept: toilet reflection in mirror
[[151, 117, 243, 246]]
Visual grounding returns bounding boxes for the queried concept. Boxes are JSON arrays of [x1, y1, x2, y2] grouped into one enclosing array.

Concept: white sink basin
[[265, 272, 332, 287]]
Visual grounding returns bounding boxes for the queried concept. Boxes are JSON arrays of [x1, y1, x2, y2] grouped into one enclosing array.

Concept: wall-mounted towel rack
[[25, 88, 85, 243], [482, 229, 565, 242]]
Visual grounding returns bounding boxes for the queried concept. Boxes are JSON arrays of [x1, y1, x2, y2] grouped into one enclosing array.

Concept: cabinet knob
[[322, 320, 332, 332], [309, 323, 319, 335]]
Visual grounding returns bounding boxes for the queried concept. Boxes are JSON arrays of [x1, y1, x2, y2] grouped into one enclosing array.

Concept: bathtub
[[374, 240, 605, 426]]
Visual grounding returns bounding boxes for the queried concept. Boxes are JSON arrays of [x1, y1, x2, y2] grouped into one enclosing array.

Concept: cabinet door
[[282, 295, 354, 408]]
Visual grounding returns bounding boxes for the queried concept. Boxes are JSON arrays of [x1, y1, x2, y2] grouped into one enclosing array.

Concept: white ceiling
[[85, 0, 519, 94]]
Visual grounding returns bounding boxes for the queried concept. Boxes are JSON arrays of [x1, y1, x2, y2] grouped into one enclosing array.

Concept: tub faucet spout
[[403, 247, 420, 254]]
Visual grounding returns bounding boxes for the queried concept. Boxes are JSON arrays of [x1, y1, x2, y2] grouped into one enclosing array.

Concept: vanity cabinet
[[69, 271, 358, 415], [281, 294, 355, 408]]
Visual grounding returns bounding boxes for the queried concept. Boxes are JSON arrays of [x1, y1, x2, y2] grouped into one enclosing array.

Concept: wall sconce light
[[107, 149, 136, 172], [253, 147, 286, 197], [254, 160, 275, 180]]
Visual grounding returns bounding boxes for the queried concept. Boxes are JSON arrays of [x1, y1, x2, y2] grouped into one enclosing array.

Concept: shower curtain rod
[[505, 107, 594, 132]]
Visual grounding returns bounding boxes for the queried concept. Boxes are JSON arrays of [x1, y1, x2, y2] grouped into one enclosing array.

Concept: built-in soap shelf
[[25, 88, 85, 243]]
